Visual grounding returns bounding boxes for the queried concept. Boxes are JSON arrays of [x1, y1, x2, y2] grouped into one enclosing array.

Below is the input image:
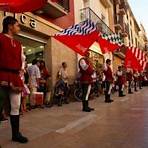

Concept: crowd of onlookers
[[1, 59, 148, 121]]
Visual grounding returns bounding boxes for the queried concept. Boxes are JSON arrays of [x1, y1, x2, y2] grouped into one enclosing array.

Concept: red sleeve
[[86, 65, 94, 75]]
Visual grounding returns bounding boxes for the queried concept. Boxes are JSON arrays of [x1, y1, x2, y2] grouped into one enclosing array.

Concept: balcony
[[114, 15, 123, 31], [80, 7, 113, 34], [118, 0, 127, 15], [100, 0, 112, 8], [35, 0, 69, 19], [121, 23, 129, 37], [114, 0, 120, 5]]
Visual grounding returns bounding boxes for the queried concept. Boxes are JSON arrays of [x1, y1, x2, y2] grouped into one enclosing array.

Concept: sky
[[128, 0, 148, 34]]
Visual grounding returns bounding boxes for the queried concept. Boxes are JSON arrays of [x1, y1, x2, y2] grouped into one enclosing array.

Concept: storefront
[[90, 42, 105, 71], [113, 53, 124, 72], [0, 12, 77, 87]]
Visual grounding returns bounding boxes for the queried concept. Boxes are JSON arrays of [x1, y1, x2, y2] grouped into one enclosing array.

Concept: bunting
[[54, 19, 99, 56]]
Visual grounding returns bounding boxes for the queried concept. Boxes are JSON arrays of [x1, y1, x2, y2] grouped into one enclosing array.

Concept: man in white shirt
[[58, 62, 69, 104], [28, 59, 41, 107]]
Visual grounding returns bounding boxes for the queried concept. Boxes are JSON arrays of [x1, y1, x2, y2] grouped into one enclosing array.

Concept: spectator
[[21, 61, 30, 114], [28, 59, 41, 108], [58, 62, 69, 104], [54, 79, 65, 106]]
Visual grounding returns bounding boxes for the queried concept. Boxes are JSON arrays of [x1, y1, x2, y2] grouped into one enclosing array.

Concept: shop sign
[[20, 14, 37, 29], [4, 13, 37, 29]]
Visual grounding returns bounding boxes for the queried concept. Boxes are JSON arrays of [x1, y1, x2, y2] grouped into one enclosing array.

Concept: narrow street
[[0, 88, 147, 148]]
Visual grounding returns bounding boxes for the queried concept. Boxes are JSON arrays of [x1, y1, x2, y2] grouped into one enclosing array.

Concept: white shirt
[[28, 65, 41, 87], [117, 71, 123, 76], [59, 67, 68, 83]]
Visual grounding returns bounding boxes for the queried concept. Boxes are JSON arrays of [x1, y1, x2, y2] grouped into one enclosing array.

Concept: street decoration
[[53, 19, 147, 71], [54, 19, 99, 56], [125, 46, 147, 71], [97, 33, 123, 54]]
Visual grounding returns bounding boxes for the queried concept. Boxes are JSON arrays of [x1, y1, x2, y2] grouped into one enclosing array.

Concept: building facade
[[74, 0, 116, 71], [113, 0, 147, 49], [0, 0, 77, 88]]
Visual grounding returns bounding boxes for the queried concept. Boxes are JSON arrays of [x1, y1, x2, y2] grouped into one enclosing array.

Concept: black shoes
[[128, 91, 133, 94], [119, 93, 126, 97], [88, 107, 95, 111], [82, 108, 91, 112], [105, 99, 114, 103], [12, 132, 28, 143], [82, 101, 94, 112], [105, 95, 114, 103]]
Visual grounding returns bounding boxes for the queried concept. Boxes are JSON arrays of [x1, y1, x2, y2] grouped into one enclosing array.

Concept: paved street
[[0, 87, 148, 148]]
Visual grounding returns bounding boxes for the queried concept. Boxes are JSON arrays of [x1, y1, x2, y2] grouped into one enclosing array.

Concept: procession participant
[[116, 66, 126, 97], [103, 59, 114, 103], [126, 69, 133, 94], [0, 16, 28, 143], [138, 72, 143, 89], [133, 70, 139, 92], [79, 51, 94, 112]]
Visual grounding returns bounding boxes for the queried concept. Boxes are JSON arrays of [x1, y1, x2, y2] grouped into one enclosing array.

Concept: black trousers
[[118, 84, 123, 96], [104, 81, 112, 101], [134, 81, 138, 91], [139, 81, 142, 89], [81, 83, 91, 109], [128, 81, 132, 93], [81, 84, 91, 101]]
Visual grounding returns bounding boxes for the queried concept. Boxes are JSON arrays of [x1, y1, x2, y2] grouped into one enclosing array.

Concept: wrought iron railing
[[80, 7, 114, 34]]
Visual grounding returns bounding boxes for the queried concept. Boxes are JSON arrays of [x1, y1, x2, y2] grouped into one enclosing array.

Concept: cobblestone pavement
[[0, 87, 148, 148]]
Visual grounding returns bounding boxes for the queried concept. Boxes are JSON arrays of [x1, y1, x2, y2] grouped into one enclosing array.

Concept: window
[[15, 35, 45, 64], [83, 0, 89, 8], [101, 14, 106, 22]]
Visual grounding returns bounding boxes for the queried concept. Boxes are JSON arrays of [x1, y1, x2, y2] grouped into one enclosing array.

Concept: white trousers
[[10, 92, 21, 115], [85, 85, 91, 101]]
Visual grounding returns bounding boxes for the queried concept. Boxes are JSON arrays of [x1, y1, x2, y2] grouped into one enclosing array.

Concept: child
[[21, 62, 30, 114]]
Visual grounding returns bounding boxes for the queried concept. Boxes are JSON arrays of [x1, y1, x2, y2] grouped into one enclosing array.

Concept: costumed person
[[0, 16, 28, 143], [138, 72, 143, 89], [126, 69, 133, 94], [103, 59, 114, 103], [79, 51, 94, 112], [133, 70, 139, 92], [116, 66, 126, 97]]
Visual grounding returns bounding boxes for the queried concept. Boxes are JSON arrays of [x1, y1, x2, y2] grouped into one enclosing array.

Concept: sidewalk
[[0, 87, 148, 148]]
